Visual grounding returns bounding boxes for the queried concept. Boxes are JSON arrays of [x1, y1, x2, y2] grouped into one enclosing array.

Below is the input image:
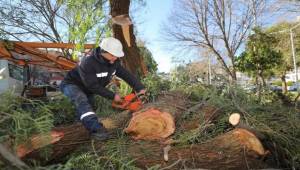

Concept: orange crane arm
[[0, 41, 96, 70], [13, 41, 95, 49]]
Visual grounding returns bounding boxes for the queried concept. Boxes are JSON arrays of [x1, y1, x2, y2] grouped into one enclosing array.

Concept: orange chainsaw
[[112, 93, 145, 112]]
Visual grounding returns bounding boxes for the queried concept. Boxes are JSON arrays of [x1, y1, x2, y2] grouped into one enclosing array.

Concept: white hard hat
[[99, 37, 124, 57]]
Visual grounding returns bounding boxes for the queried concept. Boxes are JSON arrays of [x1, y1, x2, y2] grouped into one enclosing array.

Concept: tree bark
[[17, 93, 270, 169], [258, 71, 266, 87], [109, 0, 147, 76], [126, 128, 268, 170], [281, 74, 287, 94], [19, 92, 188, 162]]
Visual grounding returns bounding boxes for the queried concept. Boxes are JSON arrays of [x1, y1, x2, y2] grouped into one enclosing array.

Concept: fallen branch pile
[[9, 92, 281, 169]]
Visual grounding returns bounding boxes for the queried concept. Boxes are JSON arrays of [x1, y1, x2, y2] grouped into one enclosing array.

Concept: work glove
[[113, 93, 122, 103], [136, 89, 146, 96], [136, 89, 147, 103]]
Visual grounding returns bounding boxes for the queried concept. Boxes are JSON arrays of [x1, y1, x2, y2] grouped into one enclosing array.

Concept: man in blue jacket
[[60, 37, 146, 141]]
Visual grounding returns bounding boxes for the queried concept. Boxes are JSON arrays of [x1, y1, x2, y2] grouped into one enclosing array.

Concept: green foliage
[[235, 27, 283, 79], [266, 22, 300, 72], [171, 83, 300, 169], [138, 46, 158, 73], [118, 80, 133, 96], [272, 81, 293, 86], [169, 65, 190, 88], [173, 84, 243, 144], [0, 91, 54, 145], [61, 0, 109, 60], [287, 81, 294, 86], [62, 136, 140, 170], [142, 73, 171, 101], [248, 107, 300, 168], [94, 95, 117, 117], [272, 80, 282, 86], [47, 97, 76, 125], [265, 22, 300, 90]]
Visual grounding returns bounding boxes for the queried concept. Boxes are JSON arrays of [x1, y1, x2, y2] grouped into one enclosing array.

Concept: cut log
[[229, 113, 267, 140], [14, 92, 272, 169], [124, 108, 175, 140], [18, 92, 188, 161], [229, 113, 241, 126], [16, 111, 131, 161], [16, 131, 64, 158], [127, 128, 268, 169]]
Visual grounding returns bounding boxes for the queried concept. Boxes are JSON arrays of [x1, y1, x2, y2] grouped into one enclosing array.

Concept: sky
[[134, 0, 174, 73], [133, 0, 300, 73]]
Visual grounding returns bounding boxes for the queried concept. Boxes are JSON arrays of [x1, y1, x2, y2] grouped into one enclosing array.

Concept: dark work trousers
[[60, 82, 103, 133]]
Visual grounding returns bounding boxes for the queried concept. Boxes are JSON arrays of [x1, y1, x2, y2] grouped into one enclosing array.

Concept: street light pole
[[208, 55, 212, 85], [290, 29, 298, 83], [289, 21, 300, 91]]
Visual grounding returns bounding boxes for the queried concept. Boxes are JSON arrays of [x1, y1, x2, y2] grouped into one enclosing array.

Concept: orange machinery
[[0, 40, 95, 97], [0, 41, 95, 70]]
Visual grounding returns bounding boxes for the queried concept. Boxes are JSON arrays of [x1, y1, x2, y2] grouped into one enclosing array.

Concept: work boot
[[90, 127, 112, 141]]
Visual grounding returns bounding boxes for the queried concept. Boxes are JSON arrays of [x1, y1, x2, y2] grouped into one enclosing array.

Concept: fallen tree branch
[[0, 143, 29, 169]]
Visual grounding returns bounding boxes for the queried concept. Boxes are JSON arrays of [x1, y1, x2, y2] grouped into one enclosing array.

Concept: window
[[8, 63, 24, 81]]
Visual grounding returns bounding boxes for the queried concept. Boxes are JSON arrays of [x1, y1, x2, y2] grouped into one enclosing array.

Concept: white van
[[0, 60, 24, 94]]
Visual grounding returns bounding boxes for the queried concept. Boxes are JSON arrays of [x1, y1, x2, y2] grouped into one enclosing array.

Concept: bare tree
[[0, 0, 64, 42], [163, 0, 266, 81], [0, 0, 107, 43], [278, 0, 300, 13]]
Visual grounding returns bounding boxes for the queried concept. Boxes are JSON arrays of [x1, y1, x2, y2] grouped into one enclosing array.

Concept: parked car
[[288, 82, 300, 91], [243, 85, 256, 92], [270, 85, 282, 92]]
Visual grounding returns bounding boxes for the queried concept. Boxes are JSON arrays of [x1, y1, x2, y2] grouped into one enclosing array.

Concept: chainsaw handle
[[111, 93, 144, 112]]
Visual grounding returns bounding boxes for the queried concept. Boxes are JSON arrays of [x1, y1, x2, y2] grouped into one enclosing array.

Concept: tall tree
[[235, 28, 283, 92], [163, 0, 266, 81], [266, 22, 300, 93], [109, 0, 147, 76]]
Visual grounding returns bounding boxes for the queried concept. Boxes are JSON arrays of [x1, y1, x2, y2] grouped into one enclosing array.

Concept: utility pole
[[208, 55, 212, 85], [290, 29, 298, 83], [290, 21, 300, 90]]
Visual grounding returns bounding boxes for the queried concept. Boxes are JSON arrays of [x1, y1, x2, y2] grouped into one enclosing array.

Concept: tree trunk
[[19, 127, 269, 169], [16, 93, 270, 169], [126, 128, 268, 170], [109, 0, 147, 76], [255, 74, 262, 101], [258, 71, 266, 87], [18, 92, 188, 162], [281, 74, 287, 94]]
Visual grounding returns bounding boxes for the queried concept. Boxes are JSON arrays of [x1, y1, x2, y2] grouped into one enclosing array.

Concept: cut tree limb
[[18, 92, 188, 161], [229, 113, 267, 140], [0, 143, 29, 169], [15, 93, 272, 169], [126, 128, 268, 169]]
